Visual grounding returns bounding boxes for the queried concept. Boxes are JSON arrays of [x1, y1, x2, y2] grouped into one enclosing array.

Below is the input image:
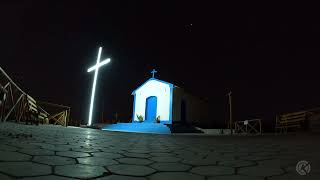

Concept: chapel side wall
[[172, 87, 184, 123], [184, 93, 211, 127]]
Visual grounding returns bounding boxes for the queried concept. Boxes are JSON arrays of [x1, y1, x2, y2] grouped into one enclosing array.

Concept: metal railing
[[234, 118, 262, 134], [0, 66, 70, 126]]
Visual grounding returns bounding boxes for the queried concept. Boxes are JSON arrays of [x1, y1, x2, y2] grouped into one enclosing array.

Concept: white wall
[[133, 79, 171, 122]]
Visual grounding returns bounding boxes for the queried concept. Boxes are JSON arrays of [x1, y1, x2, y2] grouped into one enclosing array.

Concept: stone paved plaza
[[0, 122, 319, 180]]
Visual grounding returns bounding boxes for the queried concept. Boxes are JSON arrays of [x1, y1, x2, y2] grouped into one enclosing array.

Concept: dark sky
[[1, 1, 320, 127]]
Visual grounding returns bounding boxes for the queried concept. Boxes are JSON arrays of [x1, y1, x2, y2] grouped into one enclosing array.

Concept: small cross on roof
[[151, 69, 157, 78]]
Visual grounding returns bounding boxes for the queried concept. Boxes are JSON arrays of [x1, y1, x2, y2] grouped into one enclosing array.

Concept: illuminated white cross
[[87, 47, 110, 126]]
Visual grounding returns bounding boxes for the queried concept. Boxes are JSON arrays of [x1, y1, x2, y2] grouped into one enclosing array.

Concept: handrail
[[37, 101, 70, 109], [0, 66, 26, 95], [236, 118, 261, 123]]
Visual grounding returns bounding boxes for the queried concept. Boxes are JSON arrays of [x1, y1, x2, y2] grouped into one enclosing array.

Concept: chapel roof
[[131, 78, 176, 95]]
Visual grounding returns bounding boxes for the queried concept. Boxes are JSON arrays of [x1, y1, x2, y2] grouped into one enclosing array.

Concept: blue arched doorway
[[145, 96, 157, 123]]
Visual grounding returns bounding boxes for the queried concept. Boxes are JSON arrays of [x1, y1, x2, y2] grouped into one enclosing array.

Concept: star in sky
[[185, 23, 193, 32]]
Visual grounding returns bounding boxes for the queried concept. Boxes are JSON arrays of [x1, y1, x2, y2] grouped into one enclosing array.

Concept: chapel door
[[145, 96, 157, 123]]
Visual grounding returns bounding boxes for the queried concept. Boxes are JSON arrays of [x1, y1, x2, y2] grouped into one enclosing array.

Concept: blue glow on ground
[[101, 123, 171, 134]]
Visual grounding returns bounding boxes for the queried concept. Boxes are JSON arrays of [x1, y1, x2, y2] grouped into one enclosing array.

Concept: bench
[[275, 111, 307, 133], [26, 95, 48, 125], [38, 112, 49, 124]]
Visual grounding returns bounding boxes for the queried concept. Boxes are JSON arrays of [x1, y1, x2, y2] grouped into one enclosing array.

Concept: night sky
[[1, 1, 320, 129]]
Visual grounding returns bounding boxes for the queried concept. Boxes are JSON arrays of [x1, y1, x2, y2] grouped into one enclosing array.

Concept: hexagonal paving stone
[[107, 164, 156, 176], [207, 175, 263, 180], [150, 162, 191, 172], [19, 148, 55, 156], [228, 152, 251, 158], [55, 164, 107, 179], [77, 157, 119, 166], [0, 144, 19, 152], [56, 151, 90, 158], [182, 157, 217, 166], [122, 152, 151, 158], [0, 162, 51, 177], [33, 155, 76, 165], [149, 152, 176, 157], [47, 140, 68, 145], [19, 175, 75, 180], [0, 173, 13, 180], [239, 154, 274, 161], [190, 166, 235, 176], [127, 149, 150, 154], [258, 158, 299, 169], [238, 166, 285, 177], [117, 158, 153, 165], [206, 153, 235, 161], [149, 172, 204, 180], [95, 175, 147, 180], [267, 172, 318, 180], [102, 148, 126, 154], [42, 144, 71, 151], [9, 143, 40, 149], [92, 152, 123, 159], [175, 150, 196, 157], [149, 149, 172, 153], [72, 147, 101, 153], [219, 160, 256, 168], [30, 143, 55, 149], [252, 151, 278, 157], [149, 156, 181, 163], [0, 151, 31, 161]]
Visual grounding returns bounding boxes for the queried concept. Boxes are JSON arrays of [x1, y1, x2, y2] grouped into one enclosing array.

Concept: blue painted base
[[101, 123, 171, 134]]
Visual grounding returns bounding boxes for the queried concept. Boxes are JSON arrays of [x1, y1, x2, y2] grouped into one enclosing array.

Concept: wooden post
[[115, 112, 118, 123], [9, 84, 16, 117], [259, 119, 262, 134], [0, 88, 6, 121], [101, 99, 104, 123], [67, 108, 70, 127], [101, 108, 103, 123], [0, 93, 5, 121], [64, 110, 67, 126], [228, 91, 233, 134]]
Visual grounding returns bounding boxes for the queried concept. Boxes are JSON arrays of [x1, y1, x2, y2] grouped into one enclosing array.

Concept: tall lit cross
[[87, 47, 110, 126], [151, 69, 157, 78]]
